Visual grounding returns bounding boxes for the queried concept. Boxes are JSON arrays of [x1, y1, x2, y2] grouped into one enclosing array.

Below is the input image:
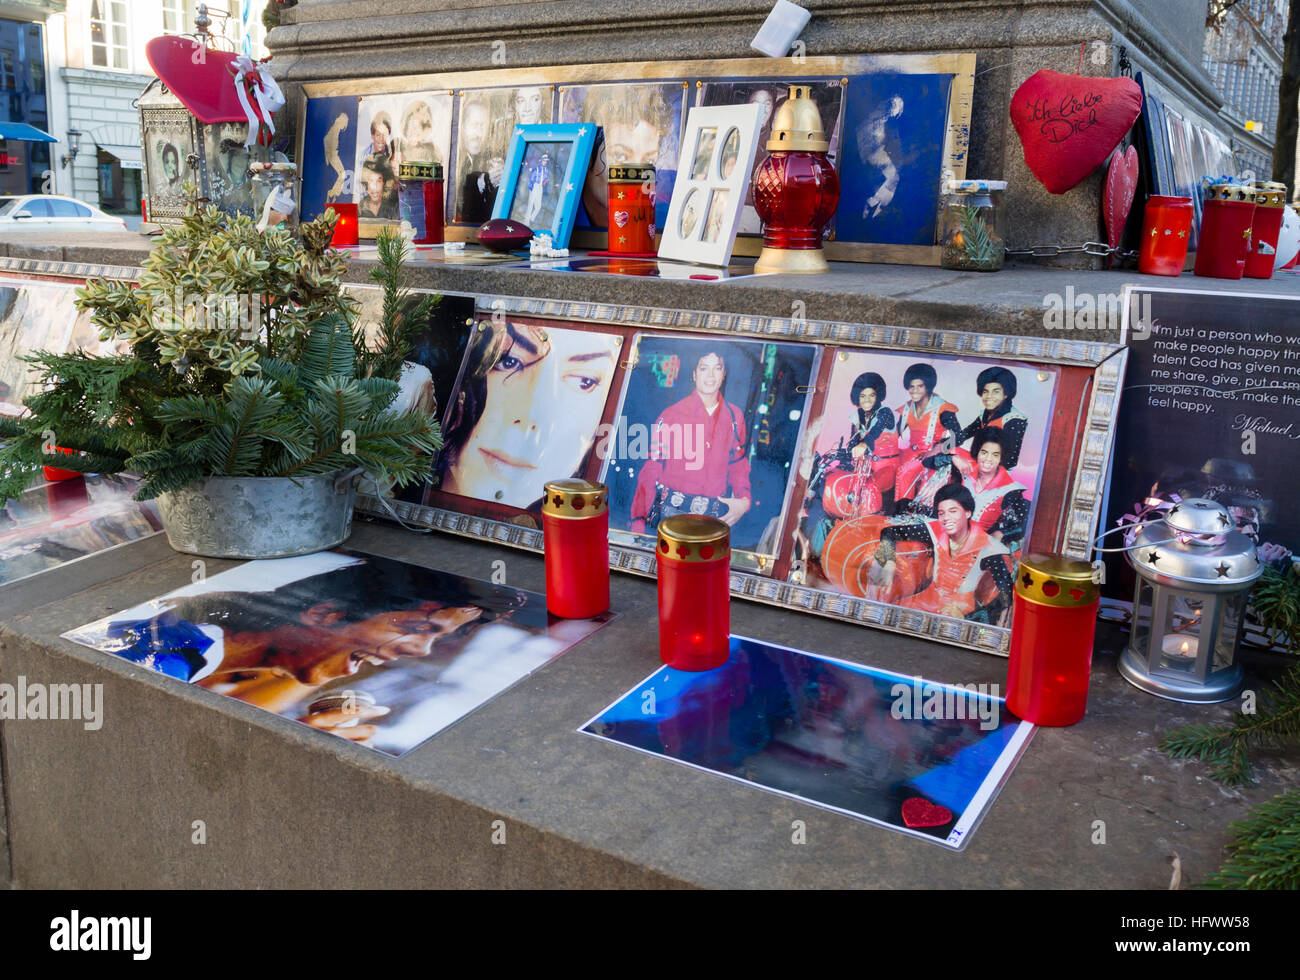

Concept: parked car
[[0, 195, 130, 234]]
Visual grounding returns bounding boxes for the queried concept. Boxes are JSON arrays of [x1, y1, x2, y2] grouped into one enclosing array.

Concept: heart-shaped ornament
[[1010, 69, 1142, 194], [1104, 145, 1139, 262], [613, 210, 630, 228], [901, 796, 954, 829]]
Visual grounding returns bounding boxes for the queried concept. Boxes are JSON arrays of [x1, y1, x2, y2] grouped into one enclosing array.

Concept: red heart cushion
[[1103, 145, 1140, 251], [1010, 70, 1142, 194], [901, 796, 954, 829]]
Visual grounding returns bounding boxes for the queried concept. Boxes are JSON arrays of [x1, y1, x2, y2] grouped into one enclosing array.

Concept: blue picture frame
[[491, 122, 597, 249]]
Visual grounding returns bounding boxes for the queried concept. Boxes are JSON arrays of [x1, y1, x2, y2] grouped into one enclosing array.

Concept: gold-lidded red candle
[[541, 479, 610, 619], [606, 164, 656, 255], [1245, 180, 1287, 279], [398, 160, 445, 245], [1005, 554, 1099, 726], [656, 515, 730, 671]]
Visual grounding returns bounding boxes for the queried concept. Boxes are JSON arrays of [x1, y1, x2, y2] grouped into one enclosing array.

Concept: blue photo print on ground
[[598, 334, 817, 562], [581, 635, 1034, 848], [835, 72, 953, 247], [299, 95, 359, 224]]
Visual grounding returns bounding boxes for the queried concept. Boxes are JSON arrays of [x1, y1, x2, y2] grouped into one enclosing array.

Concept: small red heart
[[1103, 145, 1139, 255], [901, 797, 954, 829], [1010, 70, 1142, 194]]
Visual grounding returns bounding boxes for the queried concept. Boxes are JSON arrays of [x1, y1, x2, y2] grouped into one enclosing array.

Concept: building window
[[163, 0, 198, 35], [0, 50, 15, 91], [90, 0, 130, 70]]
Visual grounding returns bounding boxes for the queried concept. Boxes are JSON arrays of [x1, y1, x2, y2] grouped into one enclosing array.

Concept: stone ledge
[[2, 521, 1296, 888], [4, 233, 1299, 345]]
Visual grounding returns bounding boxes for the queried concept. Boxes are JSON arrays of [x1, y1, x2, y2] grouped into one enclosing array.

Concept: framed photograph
[[426, 315, 623, 513], [1135, 71, 1236, 250], [297, 53, 974, 260], [659, 103, 764, 266], [599, 333, 818, 573], [354, 91, 454, 226], [360, 295, 1126, 656], [557, 81, 687, 233], [0, 280, 79, 416], [791, 350, 1060, 627], [698, 79, 845, 237], [492, 123, 598, 248], [451, 86, 556, 225]]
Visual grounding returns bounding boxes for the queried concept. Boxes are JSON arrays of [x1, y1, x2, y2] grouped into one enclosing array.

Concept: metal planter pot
[[156, 471, 360, 559]]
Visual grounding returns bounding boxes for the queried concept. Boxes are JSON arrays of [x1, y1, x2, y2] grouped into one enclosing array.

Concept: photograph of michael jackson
[[599, 334, 818, 560], [428, 318, 621, 512], [791, 349, 1058, 625], [63, 551, 611, 757]]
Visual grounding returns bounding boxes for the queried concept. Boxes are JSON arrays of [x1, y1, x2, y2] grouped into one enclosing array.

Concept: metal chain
[[1003, 241, 1139, 260]]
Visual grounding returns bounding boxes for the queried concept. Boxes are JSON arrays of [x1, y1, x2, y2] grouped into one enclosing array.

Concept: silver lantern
[[1118, 498, 1262, 703]]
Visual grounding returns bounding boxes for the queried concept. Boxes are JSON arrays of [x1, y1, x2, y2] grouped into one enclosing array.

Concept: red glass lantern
[[398, 161, 445, 245], [1137, 195, 1193, 276], [657, 515, 730, 671], [1005, 555, 1099, 726], [606, 164, 657, 256], [1193, 182, 1255, 280], [542, 479, 610, 619], [1245, 180, 1287, 279], [752, 84, 840, 274], [326, 202, 359, 249]]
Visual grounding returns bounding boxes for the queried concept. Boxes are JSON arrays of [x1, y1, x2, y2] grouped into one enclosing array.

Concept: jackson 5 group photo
[[793, 351, 1058, 626]]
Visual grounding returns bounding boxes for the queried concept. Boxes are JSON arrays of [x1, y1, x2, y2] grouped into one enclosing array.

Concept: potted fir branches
[[0, 197, 440, 558]]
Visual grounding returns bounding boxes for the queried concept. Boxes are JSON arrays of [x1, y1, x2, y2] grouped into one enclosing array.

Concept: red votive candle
[[1194, 182, 1255, 280], [43, 446, 82, 482], [1245, 181, 1287, 279], [657, 515, 730, 671], [1005, 555, 1100, 726], [326, 203, 359, 248], [606, 164, 656, 254], [1137, 195, 1193, 276], [541, 479, 610, 619], [399, 161, 445, 245]]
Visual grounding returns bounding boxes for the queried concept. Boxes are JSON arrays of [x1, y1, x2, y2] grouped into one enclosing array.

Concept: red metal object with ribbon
[[144, 36, 283, 145]]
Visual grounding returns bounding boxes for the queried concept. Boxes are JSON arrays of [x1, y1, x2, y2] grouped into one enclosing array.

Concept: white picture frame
[[658, 103, 764, 266]]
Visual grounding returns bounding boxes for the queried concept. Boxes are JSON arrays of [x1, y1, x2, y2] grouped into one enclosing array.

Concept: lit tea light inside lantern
[[1161, 636, 1198, 660]]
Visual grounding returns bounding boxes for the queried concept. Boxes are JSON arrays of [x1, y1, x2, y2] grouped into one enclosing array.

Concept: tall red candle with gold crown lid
[[1005, 554, 1099, 726], [656, 515, 730, 670], [752, 84, 840, 274], [542, 479, 610, 619]]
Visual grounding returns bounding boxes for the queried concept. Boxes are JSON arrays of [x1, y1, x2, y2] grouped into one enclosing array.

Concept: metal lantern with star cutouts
[[1119, 498, 1262, 702]]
